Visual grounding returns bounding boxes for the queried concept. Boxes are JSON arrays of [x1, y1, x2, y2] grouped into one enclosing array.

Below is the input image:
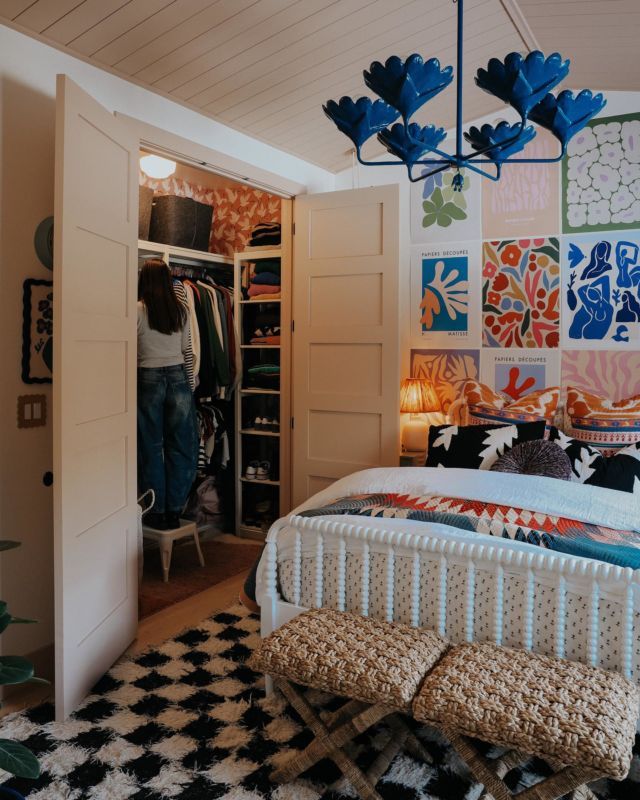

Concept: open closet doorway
[[53, 74, 293, 720], [135, 154, 292, 622]]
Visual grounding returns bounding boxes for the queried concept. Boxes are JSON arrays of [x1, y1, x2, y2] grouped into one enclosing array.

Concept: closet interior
[[136, 151, 291, 616]]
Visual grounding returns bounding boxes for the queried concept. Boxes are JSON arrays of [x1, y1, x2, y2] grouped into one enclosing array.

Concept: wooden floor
[[0, 571, 247, 719]]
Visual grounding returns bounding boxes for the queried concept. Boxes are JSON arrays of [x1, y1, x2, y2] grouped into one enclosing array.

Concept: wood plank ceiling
[[0, 0, 635, 172]]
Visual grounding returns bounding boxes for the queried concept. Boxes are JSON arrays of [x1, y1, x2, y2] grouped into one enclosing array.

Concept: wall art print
[[22, 279, 53, 384], [481, 350, 560, 401], [411, 167, 481, 244], [562, 111, 640, 233], [482, 128, 560, 240], [411, 243, 481, 345], [561, 350, 640, 401], [410, 348, 480, 413], [562, 232, 640, 348], [482, 238, 560, 348]]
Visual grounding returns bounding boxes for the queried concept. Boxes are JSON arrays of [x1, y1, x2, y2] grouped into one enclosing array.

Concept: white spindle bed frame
[[260, 515, 640, 702]]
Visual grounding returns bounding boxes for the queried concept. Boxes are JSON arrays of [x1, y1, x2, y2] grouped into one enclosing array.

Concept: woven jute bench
[[413, 641, 640, 800], [248, 607, 450, 800], [250, 609, 639, 800]]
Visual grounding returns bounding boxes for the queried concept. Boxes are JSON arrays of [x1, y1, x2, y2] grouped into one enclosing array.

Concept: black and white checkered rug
[[1, 604, 638, 799]]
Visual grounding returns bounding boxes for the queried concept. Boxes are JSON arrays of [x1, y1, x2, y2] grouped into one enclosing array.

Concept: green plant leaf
[[442, 187, 454, 202], [0, 656, 34, 686], [0, 613, 37, 634], [0, 739, 40, 779], [436, 212, 453, 227], [431, 187, 444, 209], [422, 200, 437, 215], [0, 602, 6, 617], [453, 191, 467, 210], [441, 202, 467, 220], [0, 542, 20, 553], [521, 308, 531, 335], [422, 213, 438, 228], [535, 245, 560, 261]]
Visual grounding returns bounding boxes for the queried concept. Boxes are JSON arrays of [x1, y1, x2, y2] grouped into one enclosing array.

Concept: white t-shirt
[[137, 301, 189, 368]]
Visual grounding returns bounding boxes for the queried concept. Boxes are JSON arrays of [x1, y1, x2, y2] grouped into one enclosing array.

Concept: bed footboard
[[260, 515, 640, 684]]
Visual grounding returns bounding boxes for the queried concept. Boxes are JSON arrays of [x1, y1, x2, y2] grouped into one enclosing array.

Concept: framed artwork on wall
[[411, 243, 481, 345], [561, 231, 640, 348], [22, 279, 53, 384], [410, 167, 481, 244], [480, 349, 560, 400], [410, 348, 480, 413], [561, 350, 640, 402], [562, 112, 640, 234]]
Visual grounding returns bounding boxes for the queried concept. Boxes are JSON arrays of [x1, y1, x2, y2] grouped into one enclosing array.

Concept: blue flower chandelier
[[323, 0, 606, 188]]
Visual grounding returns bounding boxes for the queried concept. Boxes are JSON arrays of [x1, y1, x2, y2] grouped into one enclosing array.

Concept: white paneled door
[[292, 186, 401, 507], [53, 75, 138, 720]]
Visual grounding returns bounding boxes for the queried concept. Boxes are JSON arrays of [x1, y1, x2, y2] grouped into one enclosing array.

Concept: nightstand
[[399, 449, 426, 467]]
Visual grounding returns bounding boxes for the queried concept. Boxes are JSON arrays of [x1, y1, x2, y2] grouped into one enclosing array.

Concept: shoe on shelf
[[245, 461, 259, 480], [256, 461, 271, 481], [264, 418, 280, 432]]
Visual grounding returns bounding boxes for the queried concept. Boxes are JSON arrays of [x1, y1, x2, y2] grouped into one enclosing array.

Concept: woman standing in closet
[[138, 258, 198, 530]]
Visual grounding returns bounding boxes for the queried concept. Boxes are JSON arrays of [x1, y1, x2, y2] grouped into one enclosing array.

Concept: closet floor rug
[[139, 541, 262, 618], [1, 604, 637, 800]]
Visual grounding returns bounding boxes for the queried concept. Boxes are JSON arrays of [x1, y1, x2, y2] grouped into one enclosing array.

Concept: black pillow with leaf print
[[549, 427, 640, 493], [426, 421, 546, 470]]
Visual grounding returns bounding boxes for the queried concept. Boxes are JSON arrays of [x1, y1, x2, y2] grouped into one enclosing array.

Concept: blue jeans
[[137, 365, 198, 515]]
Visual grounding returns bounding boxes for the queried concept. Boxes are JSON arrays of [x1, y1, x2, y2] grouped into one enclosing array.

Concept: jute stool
[[249, 608, 450, 800], [412, 641, 640, 800]]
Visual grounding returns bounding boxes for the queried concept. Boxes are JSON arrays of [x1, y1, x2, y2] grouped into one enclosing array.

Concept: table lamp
[[400, 378, 441, 451]]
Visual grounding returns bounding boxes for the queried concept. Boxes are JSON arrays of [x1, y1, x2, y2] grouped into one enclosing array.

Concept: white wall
[[0, 23, 334, 667]]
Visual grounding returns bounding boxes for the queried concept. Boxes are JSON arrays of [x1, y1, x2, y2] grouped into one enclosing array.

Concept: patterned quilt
[[299, 493, 640, 569]]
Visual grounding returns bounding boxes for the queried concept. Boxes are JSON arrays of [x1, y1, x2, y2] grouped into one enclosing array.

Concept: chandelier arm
[[459, 114, 528, 162], [407, 162, 452, 183], [458, 159, 501, 181], [401, 117, 452, 161], [479, 144, 567, 165]]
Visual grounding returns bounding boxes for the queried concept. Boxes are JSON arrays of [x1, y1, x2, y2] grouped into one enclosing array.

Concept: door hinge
[[292, 222, 296, 235], [291, 417, 295, 430], [291, 319, 295, 333]]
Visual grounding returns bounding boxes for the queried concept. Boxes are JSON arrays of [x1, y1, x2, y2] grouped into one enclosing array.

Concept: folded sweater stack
[[248, 259, 281, 300], [250, 222, 281, 246]]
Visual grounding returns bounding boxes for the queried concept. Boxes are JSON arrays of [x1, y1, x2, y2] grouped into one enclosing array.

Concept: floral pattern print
[[562, 112, 640, 232], [483, 238, 560, 348], [421, 170, 470, 228], [410, 349, 479, 412]]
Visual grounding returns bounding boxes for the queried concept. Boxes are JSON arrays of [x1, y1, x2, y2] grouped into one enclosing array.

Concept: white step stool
[[141, 519, 205, 583]]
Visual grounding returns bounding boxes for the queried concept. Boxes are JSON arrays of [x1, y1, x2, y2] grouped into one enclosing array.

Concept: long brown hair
[[138, 258, 186, 334]]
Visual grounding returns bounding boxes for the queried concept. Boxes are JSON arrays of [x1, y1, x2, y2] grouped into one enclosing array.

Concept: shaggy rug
[[139, 541, 262, 618], [0, 604, 638, 799]]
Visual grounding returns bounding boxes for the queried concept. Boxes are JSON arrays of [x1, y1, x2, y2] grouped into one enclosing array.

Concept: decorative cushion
[[550, 428, 640, 492], [490, 440, 572, 480], [412, 641, 639, 780], [462, 380, 560, 427], [248, 608, 449, 711], [426, 421, 546, 470], [566, 387, 640, 455]]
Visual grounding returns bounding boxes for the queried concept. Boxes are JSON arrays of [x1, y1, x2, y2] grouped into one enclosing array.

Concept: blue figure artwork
[[420, 256, 468, 332], [615, 241, 640, 288], [612, 325, 630, 343], [580, 240, 611, 280], [568, 275, 614, 340], [616, 290, 640, 323]]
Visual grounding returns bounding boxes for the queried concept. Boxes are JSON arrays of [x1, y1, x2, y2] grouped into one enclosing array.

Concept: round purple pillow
[[490, 440, 572, 480]]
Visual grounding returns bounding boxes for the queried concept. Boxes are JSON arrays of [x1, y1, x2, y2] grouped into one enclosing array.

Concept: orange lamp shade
[[400, 378, 440, 413]]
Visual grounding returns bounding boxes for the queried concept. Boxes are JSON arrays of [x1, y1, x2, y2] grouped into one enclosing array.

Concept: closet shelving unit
[[234, 227, 291, 540]]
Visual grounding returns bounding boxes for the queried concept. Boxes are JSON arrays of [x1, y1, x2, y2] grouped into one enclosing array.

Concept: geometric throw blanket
[[300, 493, 640, 569], [0, 604, 637, 800]]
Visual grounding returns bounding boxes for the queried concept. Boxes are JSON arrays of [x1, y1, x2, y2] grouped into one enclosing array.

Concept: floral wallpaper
[[139, 172, 280, 257], [562, 112, 640, 233], [482, 238, 560, 348]]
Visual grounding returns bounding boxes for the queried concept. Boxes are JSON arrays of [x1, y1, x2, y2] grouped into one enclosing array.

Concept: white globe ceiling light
[[140, 155, 177, 179]]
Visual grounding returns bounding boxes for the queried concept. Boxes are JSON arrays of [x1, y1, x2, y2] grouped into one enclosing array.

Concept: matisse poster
[[411, 167, 482, 244], [483, 128, 560, 240], [411, 348, 480, 413], [561, 231, 640, 348], [411, 243, 481, 345], [481, 350, 560, 401]]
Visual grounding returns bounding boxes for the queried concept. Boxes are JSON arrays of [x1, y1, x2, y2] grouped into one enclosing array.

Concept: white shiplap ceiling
[[0, 0, 636, 172]]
